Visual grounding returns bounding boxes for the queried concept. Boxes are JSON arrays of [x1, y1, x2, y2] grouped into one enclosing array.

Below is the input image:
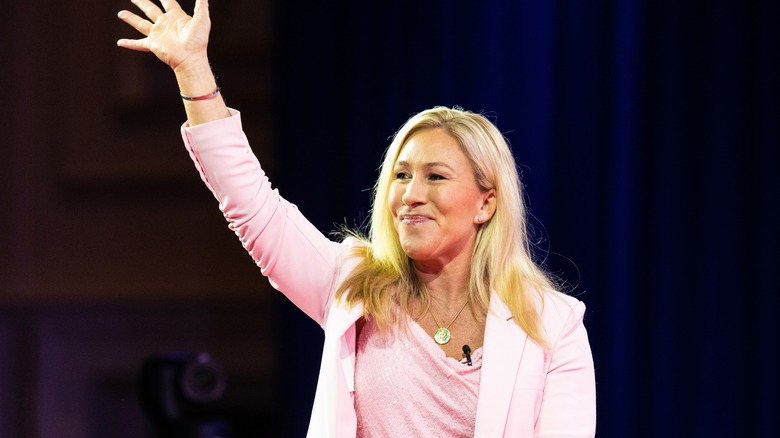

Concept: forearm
[[181, 114, 346, 324], [174, 55, 231, 126]]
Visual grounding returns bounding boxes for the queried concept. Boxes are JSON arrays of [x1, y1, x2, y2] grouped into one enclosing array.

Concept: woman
[[117, 1, 596, 436]]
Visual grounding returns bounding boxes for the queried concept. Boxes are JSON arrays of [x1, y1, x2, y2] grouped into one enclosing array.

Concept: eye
[[428, 173, 445, 181], [394, 171, 410, 180]]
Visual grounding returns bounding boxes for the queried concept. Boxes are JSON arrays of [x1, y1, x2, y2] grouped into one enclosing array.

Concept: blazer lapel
[[323, 299, 364, 389], [323, 298, 364, 337], [309, 300, 364, 437], [474, 294, 529, 436]]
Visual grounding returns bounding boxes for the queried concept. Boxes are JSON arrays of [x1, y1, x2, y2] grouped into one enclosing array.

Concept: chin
[[400, 244, 433, 262]]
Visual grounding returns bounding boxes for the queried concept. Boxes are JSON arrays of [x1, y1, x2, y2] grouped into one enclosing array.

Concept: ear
[[475, 189, 497, 224]]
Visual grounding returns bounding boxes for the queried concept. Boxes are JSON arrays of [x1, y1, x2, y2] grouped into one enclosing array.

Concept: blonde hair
[[336, 106, 556, 347]]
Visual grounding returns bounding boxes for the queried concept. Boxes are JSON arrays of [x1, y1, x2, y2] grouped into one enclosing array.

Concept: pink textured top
[[354, 317, 483, 437]]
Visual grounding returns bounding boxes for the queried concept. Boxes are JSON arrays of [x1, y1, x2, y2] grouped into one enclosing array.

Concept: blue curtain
[[271, 1, 779, 436]]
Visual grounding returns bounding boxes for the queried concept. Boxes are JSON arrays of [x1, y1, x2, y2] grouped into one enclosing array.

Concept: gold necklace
[[428, 300, 469, 345]]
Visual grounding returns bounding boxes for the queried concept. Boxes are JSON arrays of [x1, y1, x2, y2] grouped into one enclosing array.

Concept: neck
[[413, 264, 471, 307]]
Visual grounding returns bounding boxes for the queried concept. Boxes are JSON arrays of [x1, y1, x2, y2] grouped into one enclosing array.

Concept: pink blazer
[[182, 111, 596, 437]]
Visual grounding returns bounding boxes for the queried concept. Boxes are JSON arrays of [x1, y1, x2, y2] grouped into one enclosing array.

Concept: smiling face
[[388, 128, 495, 270]]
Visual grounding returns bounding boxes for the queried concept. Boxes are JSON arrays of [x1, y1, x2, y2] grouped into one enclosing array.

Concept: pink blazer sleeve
[[536, 297, 597, 437], [180, 110, 349, 326]]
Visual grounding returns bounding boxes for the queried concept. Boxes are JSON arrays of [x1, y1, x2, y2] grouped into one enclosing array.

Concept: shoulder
[[541, 290, 585, 319], [332, 236, 370, 289], [538, 290, 587, 345], [339, 236, 369, 262]]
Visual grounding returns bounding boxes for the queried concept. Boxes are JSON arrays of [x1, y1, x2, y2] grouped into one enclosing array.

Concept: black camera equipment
[[140, 352, 233, 438]]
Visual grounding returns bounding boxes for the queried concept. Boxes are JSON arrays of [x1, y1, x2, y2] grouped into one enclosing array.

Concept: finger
[[192, 0, 210, 20], [130, 0, 165, 22], [116, 38, 151, 53], [159, 0, 183, 13], [117, 10, 153, 36]]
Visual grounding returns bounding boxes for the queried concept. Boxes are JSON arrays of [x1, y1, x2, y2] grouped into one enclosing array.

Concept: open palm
[[117, 0, 211, 73]]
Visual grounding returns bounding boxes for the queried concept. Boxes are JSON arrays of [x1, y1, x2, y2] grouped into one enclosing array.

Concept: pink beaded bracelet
[[180, 87, 221, 101]]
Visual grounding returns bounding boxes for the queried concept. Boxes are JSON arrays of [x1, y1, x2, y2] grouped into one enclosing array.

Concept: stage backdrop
[[267, 1, 778, 436]]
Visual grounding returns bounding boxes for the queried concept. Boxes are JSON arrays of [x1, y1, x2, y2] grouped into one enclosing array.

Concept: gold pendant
[[433, 327, 451, 345]]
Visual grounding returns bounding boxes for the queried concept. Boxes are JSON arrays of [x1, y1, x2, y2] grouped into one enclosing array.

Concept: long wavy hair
[[336, 106, 556, 347]]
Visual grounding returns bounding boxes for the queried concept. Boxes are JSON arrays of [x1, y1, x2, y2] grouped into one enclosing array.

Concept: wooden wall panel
[[1, 0, 280, 436], [3, 0, 275, 303]]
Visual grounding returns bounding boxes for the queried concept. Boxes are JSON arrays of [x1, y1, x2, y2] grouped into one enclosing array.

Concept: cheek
[[387, 185, 402, 210], [444, 192, 480, 221]]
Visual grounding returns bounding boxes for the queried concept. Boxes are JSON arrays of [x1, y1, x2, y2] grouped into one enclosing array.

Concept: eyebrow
[[394, 160, 456, 172]]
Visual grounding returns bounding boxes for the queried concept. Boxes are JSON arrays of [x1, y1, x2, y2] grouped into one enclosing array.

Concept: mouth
[[400, 214, 430, 225]]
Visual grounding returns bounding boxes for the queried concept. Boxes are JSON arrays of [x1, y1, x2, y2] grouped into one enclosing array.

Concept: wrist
[[173, 54, 218, 97], [181, 87, 221, 101]]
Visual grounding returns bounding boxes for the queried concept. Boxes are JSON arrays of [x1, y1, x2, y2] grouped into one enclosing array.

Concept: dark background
[[1, 0, 777, 437]]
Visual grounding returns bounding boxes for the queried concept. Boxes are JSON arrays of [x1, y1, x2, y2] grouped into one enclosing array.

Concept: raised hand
[[116, 0, 229, 125], [117, 0, 211, 74]]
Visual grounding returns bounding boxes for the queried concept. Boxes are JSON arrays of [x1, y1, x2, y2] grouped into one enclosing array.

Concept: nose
[[401, 176, 426, 207]]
